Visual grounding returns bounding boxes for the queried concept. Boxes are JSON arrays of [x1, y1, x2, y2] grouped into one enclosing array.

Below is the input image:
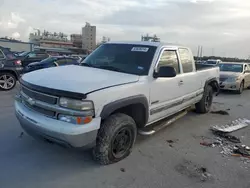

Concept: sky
[[0, 0, 249, 58]]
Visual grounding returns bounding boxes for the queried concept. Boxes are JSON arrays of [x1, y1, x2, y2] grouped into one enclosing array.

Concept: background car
[[219, 62, 250, 94], [18, 51, 50, 67], [23, 56, 79, 73], [0, 46, 23, 91]]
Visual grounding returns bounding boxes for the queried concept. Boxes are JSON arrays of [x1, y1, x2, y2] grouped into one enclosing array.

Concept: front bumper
[[220, 81, 241, 91], [15, 100, 101, 148]]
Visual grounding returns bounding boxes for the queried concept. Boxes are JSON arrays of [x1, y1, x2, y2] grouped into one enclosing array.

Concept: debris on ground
[[210, 110, 229, 115], [211, 118, 250, 133], [200, 141, 215, 147], [211, 130, 241, 143], [120, 168, 126, 172], [166, 139, 178, 147], [220, 145, 234, 156], [226, 108, 231, 111], [166, 140, 174, 144], [175, 160, 213, 182], [18, 132, 24, 138], [233, 145, 250, 158]]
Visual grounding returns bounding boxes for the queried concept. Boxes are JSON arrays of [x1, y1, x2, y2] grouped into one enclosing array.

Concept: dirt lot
[[0, 86, 250, 188]]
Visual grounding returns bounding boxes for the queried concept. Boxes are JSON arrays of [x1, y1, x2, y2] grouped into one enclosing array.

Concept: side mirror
[[153, 66, 176, 78]]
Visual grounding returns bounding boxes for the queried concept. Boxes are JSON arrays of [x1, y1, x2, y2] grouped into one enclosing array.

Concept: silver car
[[219, 62, 250, 94]]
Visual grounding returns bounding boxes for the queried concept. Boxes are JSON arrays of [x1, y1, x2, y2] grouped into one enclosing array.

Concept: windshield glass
[[19, 51, 29, 57], [81, 43, 157, 75], [219, 63, 243, 73]]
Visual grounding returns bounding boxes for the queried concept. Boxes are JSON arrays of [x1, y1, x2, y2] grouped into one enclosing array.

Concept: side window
[[56, 59, 68, 66], [66, 59, 77, 64], [28, 52, 36, 58], [179, 48, 193, 73], [158, 50, 180, 74], [0, 51, 4, 59]]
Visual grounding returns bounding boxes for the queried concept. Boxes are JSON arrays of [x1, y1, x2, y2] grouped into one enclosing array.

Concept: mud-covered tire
[[93, 113, 137, 165], [195, 85, 213, 114], [0, 72, 16, 91], [236, 81, 244, 94]]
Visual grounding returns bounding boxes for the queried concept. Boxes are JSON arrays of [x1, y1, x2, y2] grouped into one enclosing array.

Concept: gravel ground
[[0, 86, 250, 188]]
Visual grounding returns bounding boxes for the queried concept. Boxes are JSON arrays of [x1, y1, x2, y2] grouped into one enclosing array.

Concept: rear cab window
[[178, 48, 194, 73]]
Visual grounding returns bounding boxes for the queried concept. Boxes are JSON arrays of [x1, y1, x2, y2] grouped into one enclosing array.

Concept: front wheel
[[195, 85, 213, 114], [93, 113, 137, 165], [0, 72, 16, 91], [236, 82, 244, 94]]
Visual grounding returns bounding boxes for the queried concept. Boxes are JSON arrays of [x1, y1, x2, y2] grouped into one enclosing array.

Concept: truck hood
[[220, 71, 242, 78], [21, 65, 139, 94]]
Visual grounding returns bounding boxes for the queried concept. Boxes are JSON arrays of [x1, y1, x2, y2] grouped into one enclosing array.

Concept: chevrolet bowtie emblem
[[27, 97, 35, 106]]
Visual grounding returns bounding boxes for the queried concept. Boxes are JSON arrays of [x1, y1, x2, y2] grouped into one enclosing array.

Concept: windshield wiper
[[81, 63, 97, 68]]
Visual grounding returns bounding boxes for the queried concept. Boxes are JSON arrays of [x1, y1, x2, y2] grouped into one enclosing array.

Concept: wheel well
[[104, 103, 147, 128], [0, 70, 18, 80], [208, 80, 218, 93]]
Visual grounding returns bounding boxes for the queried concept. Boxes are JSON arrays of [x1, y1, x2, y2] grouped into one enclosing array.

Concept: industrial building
[[29, 30, 73, 48], [82, 22, 96, 51], [0, 38, 33, 52], [70, 34, 82, 48]]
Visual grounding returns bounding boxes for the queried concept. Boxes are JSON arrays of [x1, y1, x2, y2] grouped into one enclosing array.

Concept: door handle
[[178, 80, 184, 86]]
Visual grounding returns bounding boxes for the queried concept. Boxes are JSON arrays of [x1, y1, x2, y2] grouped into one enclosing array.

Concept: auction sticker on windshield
[[131, 47, 149, 52]]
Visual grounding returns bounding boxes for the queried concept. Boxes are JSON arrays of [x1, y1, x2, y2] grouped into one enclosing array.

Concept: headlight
[[226, 77, 237, 82], [59, 97, 94, 111], [58, 114, 92, 125]]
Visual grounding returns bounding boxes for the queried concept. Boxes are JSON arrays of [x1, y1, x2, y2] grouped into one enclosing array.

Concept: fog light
[[58, 114, 92, 125]]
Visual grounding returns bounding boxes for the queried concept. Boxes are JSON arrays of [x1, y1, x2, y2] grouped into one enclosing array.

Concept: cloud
[[0, 0, 249, 58], [11, 32, 21, 39]]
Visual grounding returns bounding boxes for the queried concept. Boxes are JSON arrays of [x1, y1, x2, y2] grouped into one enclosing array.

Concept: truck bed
[[195, 63, 218, 71]]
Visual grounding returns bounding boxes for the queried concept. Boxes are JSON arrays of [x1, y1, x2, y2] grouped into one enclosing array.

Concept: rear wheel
[[195, 85, 213, 114], [0, 72, 16, 91], [93, 113, 137, 165], [236, 81, 244, 94]]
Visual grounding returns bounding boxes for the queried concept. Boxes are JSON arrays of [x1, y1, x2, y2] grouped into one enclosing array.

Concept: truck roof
[[106, 41, 185, 48]]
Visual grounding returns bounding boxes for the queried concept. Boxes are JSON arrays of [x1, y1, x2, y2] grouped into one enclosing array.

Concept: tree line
[[194, 56, 250, 63]]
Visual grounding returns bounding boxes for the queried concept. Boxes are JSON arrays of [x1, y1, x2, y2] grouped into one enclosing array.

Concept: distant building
[[29, 29, 73, 48], [82, 22, 96, 51], [0, 38, 33, 52], [141, 34, 160, 42], [70, 34, 82, 48]]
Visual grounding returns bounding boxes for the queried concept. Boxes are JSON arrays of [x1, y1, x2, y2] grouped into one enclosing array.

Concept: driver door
[[148, 49, 184, 124]]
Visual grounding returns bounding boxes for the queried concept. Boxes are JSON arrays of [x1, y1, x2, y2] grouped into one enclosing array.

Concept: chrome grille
[[20, 85, 58, 118], [22, 86, 57, 104], [22, 99, 56, 117]]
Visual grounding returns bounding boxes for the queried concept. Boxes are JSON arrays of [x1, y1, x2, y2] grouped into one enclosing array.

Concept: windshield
[[81, 43, 157, 75], [19, 51, 29, 57], [219, 63, 243, 73]]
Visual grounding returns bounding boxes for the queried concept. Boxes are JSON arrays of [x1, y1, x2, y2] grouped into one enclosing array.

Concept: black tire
[[195, 85, 213, 114], [0, 72, 16, 91], [93, 113, 137, 165], [236, 81, 244, 94]]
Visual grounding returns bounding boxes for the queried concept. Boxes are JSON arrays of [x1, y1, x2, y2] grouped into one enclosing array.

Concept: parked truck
[[15, 41, 219, 164]]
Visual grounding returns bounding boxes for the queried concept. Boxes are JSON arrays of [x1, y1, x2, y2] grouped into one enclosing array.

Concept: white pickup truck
[[15, 41, 219, 164]]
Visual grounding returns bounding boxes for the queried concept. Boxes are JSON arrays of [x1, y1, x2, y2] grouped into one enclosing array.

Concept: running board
[[138, 110, 188, 136]]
